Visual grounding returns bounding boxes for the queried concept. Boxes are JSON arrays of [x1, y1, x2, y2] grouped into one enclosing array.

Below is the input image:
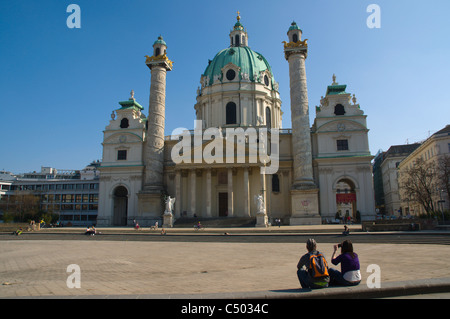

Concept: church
[[96, 14, 375, 227]]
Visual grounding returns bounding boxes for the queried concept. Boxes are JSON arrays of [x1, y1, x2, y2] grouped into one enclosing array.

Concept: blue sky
[[1, 0, 449, 174]]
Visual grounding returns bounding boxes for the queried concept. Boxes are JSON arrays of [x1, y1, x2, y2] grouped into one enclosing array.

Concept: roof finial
[[130, 89, 135, 100], [332, 74, 337, 85], [237, 10, 241, 21]]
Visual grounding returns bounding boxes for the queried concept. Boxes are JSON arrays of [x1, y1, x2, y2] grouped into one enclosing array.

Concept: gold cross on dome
[[237, 11, 241, 21]]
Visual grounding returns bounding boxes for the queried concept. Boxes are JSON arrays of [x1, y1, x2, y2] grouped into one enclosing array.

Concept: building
[[97, 16, 376, 227], [0, 162, 100, 226], [398, 125, 450, 216], [311, 77, 375, 222], [379, 144, 420, 216]]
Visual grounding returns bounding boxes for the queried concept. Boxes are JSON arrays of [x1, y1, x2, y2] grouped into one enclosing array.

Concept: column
[[143, 64, 168, 192], [190, 169, 196, 217], [206, 168, 212, 217], [284, 22, 321, 225], [243, 167, 250, 217], [175, 170, 181, 218], [285, 35, 315, 190], [227, 167, 234, 217], [137, 38, 173, 217]]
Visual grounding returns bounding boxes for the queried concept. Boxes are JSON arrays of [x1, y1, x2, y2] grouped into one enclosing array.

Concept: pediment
[[316, 119, 367, 133], [104, 132, 143, 144]]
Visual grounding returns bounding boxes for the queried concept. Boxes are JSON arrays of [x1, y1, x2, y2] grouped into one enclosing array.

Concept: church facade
[[97, 16, 375, 227]]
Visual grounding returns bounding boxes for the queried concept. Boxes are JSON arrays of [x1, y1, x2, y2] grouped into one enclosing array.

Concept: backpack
[[309, 252, 329, 278]]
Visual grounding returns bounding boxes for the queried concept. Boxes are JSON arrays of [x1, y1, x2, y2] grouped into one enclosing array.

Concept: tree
[[437, 155, 450, 202], [399, 157, 438, 214], [2, 191, 40, 222]]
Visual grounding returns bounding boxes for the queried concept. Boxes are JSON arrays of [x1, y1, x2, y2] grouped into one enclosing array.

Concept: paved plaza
[[1, 226, 450, 298]]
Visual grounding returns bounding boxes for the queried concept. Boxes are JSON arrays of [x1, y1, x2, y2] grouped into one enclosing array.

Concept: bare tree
[[437, 155, 450, 201], [399, 157, 438, 214]]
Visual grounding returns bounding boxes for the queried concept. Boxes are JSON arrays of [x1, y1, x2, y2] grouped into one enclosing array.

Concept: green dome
[[203, 46, 275, 87], [288, 21, 302, 33], [153, 36, 166, 46]]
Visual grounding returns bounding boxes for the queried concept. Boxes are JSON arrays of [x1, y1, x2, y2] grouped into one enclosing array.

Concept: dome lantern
[[229, 11, 248, 47]]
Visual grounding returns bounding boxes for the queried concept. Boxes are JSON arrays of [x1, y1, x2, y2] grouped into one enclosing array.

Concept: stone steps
[[173, 217, 256, 228]]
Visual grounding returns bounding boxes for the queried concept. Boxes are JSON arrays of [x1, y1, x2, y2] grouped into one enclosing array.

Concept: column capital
[[284, 47, 308, 60]]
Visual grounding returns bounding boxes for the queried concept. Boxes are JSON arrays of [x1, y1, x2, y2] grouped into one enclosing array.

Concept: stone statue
[[255, 194, 265, 214], [164, 196, 176, 215]]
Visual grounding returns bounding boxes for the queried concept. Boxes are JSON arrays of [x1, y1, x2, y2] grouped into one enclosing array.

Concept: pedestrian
[[342, 225, 350, 236], [296, 238, 330, 289], [328, 240, 361, 286]]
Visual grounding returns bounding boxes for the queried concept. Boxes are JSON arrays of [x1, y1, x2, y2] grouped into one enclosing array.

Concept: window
[[120, 118, 129, 128], [264, 75, 270, 86], [265, 107, 272, 129], [334, 104, 346, 116], [272, 174, 280, 193], [117, 150, 127, 160], [89, 194, 98, 203], [155, 47, 161, 56], [293, 34, 298, 43], [235, 34, 240, 46], [226, 69, 236, 81], [226, 102, 237, 125], [62, 194, 74, 203], [337, 139, 349, 151]]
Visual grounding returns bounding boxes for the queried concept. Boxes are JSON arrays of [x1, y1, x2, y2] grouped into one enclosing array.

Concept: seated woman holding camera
[[329, 240, 361, 286]]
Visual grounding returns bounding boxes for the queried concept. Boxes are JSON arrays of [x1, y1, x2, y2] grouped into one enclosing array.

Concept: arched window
[[235, 34, 240, 46], [293, 34, 298, 43], [155, 47, 161, 56], [120, 118, 129, 128], [334, 104, 346, 116], [265, 107, 272, 129], [226, 102, 237, 125]]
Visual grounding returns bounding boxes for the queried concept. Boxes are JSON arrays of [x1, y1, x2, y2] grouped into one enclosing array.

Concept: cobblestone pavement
[[1, 238, 450, 298]]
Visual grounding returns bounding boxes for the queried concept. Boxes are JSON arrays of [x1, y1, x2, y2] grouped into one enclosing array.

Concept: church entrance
[[113, 186, 128, 226], [335, 179, 357, 222], [218, 192, 228, 217]]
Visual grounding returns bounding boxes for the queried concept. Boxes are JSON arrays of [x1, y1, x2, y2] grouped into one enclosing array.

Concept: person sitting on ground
[[328, 240, 361, 287], [195, 222, 203, 230], [296, 238, 330, 289], [342, 225, 350, 236], [14, 228, 23, 236]]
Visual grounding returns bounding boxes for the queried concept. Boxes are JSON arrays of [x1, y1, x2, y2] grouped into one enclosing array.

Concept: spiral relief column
[[144, 64, 167, 191], [284, 22, 321, 225], [138, 36, 173, 220]]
